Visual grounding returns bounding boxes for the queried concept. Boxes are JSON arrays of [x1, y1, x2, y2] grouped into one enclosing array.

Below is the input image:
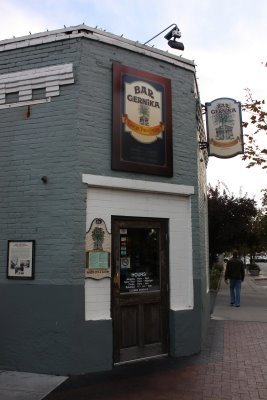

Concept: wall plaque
[[112, 63, 173, 176], [7, 240, 35, 280], [85, 218, 111, 279]]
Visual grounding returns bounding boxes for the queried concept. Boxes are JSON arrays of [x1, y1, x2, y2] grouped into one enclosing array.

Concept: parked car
[[254, 255, 267, 263], [224, 255, 251, 264]]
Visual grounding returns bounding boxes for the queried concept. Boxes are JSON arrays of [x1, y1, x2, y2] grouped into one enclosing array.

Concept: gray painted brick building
[[0, 25, 209, 375]]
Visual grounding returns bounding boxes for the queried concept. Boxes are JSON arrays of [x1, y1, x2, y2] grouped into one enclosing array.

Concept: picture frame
[[85, 218, 111, 280], [112, 63, 173, 177], [7, 240, 35, 280]]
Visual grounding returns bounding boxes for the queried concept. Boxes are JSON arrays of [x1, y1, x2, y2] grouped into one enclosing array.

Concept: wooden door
[[112, 217, 169, 364]]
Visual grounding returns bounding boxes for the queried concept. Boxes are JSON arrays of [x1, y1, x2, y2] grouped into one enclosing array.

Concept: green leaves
[[242, 89, 267, 169], [208, 184, 258, 259]]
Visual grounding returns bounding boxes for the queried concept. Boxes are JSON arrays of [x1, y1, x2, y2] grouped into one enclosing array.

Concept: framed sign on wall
[[112, 63, 173, 177], [7, 240, 35, 280], [85, 218, 111, 280]]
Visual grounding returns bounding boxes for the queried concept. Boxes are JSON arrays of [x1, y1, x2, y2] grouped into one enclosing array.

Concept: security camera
[[171, 28, 181, 39], [164, 25, 182, 41]]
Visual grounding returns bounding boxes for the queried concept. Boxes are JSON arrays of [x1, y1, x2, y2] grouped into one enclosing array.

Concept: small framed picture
[[7, 240, 35, 280]]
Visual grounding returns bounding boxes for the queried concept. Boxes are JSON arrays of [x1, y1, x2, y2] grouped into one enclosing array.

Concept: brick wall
[[0, 30, 209, 374], [0, 39, 83, 284]]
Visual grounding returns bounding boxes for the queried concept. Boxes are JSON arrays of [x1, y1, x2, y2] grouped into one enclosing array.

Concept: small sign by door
[[85, 218, 111, 279]]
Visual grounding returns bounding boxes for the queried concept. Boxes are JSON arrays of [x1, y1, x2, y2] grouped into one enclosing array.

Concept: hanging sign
[[85, 218, 111, 279], [112, 63, 173, 176], [205, 98, 244, 158]]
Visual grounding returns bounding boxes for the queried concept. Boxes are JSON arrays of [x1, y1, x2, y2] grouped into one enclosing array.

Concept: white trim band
[[82, 174, 194, 196], [0, 97, 51, 109]]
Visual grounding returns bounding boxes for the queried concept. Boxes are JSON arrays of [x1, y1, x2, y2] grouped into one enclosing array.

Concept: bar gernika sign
[[112, 63, 173, 176], [205, 98, 244, 158]]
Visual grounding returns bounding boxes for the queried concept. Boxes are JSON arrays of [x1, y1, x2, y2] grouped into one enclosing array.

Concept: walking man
[[224, 250, 245, 307]]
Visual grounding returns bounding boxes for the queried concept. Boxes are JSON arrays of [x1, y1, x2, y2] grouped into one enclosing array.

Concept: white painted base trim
[[85, 278, 111, 321]]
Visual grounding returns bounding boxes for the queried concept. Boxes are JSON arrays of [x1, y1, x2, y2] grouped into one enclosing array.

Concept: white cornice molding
[[82, 174, 194, 196]]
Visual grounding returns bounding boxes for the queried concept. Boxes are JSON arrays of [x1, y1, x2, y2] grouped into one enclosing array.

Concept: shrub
[[213, 263, 224, 273], [209, 264, 223, 290], [247, 263, 260, 272]]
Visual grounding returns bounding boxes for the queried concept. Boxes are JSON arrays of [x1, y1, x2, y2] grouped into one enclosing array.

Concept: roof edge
[[0, 24, 196, 72]]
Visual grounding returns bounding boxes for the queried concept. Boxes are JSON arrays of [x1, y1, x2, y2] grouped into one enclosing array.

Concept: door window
[[120, 227, 160, 293]]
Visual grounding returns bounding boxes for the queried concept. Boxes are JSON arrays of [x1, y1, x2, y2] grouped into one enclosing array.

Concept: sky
[[0, 0, 266, 205]]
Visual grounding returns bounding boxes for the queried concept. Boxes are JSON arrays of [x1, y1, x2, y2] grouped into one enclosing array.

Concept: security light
[[167, 40, 184, 51], [164, 26, 184, 50]]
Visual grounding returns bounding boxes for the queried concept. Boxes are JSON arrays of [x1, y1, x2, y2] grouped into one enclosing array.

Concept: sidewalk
[[212, 270, 267, 322], [43, 272, 267, 400], [0, 371, 66, 400], [1, 272, 267, 400]]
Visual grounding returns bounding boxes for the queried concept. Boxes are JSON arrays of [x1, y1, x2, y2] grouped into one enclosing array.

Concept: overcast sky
[[0, 0, 266, 204]]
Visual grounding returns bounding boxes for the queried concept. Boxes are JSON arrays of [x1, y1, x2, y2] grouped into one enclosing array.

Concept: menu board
[[88, 251, 109, 269]]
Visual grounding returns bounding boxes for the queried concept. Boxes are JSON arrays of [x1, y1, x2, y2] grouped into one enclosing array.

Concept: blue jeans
[[229, 279, 241, 306]]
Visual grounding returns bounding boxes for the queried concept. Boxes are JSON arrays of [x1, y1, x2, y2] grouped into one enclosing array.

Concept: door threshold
[[114, 353, 168, 366]]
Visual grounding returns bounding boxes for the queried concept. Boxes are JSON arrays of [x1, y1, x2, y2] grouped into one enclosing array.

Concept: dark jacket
[[225, 256, 245, 281]]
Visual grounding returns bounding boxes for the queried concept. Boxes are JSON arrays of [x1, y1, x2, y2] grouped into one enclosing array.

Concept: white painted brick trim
[[0, 97, 51, 109], [83, 175, 194, 321], [0, 63, 74, 107]]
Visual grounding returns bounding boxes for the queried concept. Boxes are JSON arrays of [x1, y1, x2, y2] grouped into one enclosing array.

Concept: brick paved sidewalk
[[44, 319, 267, 400]]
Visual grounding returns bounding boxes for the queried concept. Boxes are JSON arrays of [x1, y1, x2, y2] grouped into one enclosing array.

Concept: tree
[[208, 183, 258, 263], [138, 104, 150, 125], [253, 190, 267, 252], [252, 210, 267, 254], [242, 89, 267, 169]]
